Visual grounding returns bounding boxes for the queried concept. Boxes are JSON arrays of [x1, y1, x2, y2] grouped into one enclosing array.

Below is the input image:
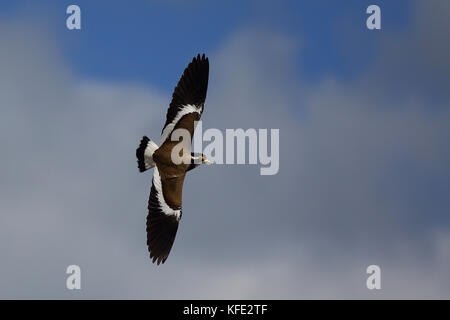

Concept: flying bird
[[136, 54, 210, 265]]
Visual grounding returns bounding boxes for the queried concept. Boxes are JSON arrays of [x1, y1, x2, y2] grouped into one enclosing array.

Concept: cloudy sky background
[[0, 0, 449, 298]]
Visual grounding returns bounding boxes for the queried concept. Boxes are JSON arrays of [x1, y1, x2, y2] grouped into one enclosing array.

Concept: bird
[[136, 54, 211, 265]]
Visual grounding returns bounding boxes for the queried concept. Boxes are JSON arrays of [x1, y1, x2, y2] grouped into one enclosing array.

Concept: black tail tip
[[136, 136, 150, 172]]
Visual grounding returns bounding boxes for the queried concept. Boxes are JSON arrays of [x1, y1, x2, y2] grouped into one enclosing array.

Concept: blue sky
[[1, 0, 412, 88]]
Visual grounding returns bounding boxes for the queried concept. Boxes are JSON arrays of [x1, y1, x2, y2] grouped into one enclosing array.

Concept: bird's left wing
[[160, 54, 209, 145], [146, 166, 184, 264]]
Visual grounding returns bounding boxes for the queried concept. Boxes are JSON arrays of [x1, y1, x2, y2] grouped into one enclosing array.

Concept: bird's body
[[136, 54, 210, 264]]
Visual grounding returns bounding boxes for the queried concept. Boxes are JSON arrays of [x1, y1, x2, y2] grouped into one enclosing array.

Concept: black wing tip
[[193, 53, 208, 63], [149, 252, 168, 265], [136, 136, 150, 172], [189, 53, 209, 72], [147, 221, 178, 265], [146, 185, 180, 265], [146, 214, 179, 265]]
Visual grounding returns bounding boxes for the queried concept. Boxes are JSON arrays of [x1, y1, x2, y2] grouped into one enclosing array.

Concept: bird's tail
[[136, 136, 158, 172]]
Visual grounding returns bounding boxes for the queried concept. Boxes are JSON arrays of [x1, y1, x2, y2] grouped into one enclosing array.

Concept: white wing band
[[160, 104, 201, 144], [153, 167, 182, 221]]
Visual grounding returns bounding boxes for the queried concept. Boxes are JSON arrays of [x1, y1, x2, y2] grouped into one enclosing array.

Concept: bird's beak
[[203, 157, 213, 165]]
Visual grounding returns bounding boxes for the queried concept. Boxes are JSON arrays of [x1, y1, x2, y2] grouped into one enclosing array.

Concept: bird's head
[[201, 155, 212, 165], [190, 153, 213, 166]]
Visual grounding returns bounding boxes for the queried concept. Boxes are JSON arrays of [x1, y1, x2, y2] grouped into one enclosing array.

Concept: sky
[[0, 0, 449, 299]]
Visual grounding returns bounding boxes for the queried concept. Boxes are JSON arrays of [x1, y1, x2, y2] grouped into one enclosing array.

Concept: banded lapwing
[[136, 54, 211, 264]]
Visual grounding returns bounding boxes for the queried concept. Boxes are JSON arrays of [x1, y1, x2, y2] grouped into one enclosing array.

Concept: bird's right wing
[[160, 54, 209, 144], [146, 166, 183, 265]]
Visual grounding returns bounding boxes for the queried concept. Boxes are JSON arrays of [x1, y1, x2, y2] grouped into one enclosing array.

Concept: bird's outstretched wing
[[147, 54, 209, 264], [146, 166, 184, 264], [160, 54, 209, 144]]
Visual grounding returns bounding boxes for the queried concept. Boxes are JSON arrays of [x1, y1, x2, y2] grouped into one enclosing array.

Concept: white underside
[[160, 104, 201, 144], [144, 140, 158, 170], [153, 167, 182, 221]]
